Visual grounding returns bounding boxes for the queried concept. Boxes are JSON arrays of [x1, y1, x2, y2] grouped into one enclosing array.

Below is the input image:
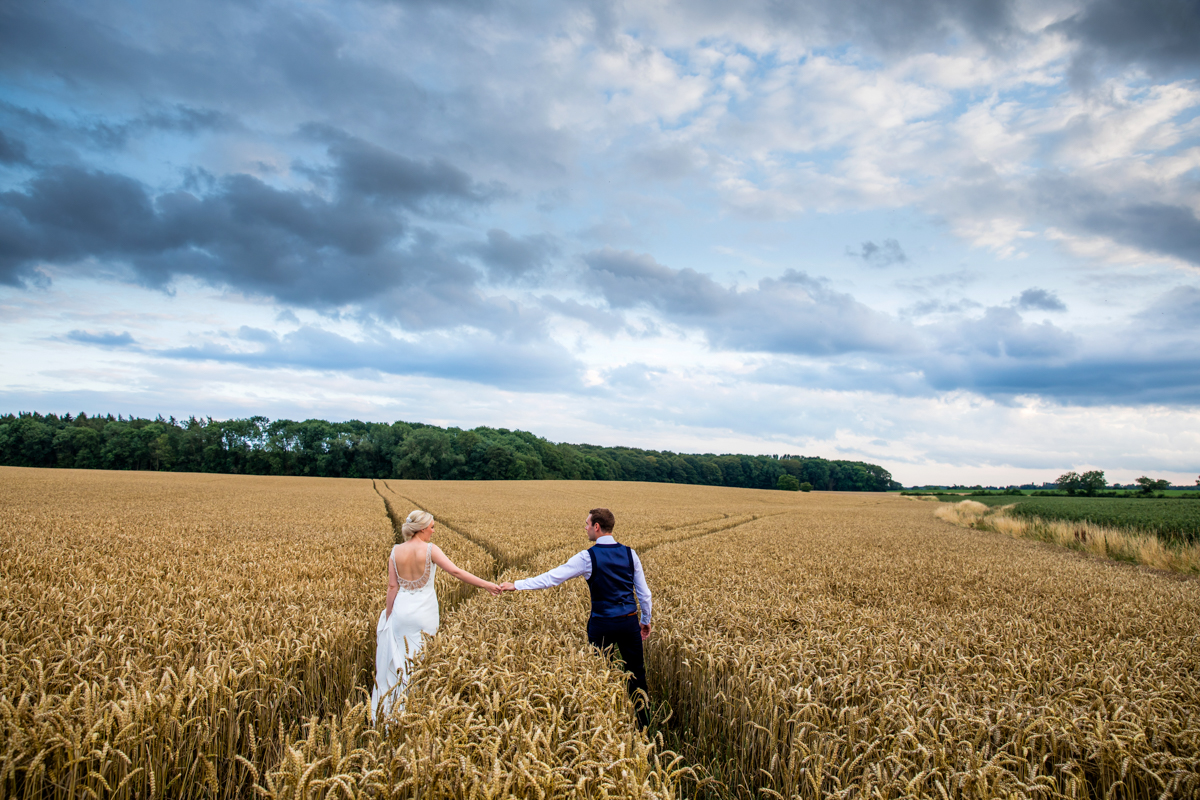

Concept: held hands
[[482, 581, 517, 597]]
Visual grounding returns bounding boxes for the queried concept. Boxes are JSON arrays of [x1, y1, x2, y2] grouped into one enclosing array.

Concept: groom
[[500, 507, 652, 728]]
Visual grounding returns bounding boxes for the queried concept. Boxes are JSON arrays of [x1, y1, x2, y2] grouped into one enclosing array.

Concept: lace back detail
[[393, 543, 434, 591]]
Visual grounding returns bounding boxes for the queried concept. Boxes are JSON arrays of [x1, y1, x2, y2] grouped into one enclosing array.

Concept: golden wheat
[[378, 482, 1200, 797], [0, 468, 680, 799], [5, 469, 1198, 799], [643, 498, 1200, 798]]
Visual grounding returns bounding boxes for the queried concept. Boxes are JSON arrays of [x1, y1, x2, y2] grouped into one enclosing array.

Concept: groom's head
[[587, 507, 616, 539]]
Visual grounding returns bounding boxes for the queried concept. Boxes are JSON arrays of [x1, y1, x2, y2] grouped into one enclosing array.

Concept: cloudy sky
[[2, 0, 1199, 485]]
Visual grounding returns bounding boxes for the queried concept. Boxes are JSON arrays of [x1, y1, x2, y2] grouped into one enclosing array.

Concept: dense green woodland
[[0, 412, 898, 491]]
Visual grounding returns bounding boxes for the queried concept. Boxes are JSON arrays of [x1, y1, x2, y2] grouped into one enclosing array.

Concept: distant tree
[[1135, 476, 1171, 494], [395, 428, 462, 480], [1079, 470, 1106, 496], [777, 474, 801, 491], [150, 434, 175, 471], [700, 461, 723, 485], [799, 460, 830, 490], [799, 482, 813, 492], [1055, 471, 1082, 495], [481, 445, 525, 480]]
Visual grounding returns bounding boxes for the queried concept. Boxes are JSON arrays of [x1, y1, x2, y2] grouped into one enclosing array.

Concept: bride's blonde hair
[[401, 509, 434, 542]]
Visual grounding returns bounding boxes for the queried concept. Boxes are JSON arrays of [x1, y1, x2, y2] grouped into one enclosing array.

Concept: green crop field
[[932, 494, 1200, 543]]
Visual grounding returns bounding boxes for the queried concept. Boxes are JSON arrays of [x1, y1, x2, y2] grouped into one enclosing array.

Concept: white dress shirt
[[514, 535, 652, 625]]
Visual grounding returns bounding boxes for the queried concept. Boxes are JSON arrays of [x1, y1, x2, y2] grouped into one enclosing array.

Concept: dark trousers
[[587, 614, 650, 729]]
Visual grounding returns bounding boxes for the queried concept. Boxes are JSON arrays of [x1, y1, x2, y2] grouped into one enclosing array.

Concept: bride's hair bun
[[401, 509, 434, 541]]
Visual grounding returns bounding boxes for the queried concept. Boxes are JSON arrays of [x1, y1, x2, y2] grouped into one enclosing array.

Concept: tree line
[[1055, 470, 1193, 496], [0, 412, 899, 492]]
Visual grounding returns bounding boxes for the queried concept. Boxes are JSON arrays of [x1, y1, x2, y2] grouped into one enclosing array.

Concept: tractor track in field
[[375, 478, 795, 576], [377, 481, 515, 575], [637, 510, 794, 555]]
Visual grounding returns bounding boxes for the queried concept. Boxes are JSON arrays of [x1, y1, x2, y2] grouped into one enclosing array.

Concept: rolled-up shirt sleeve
[[514, 550, 591, 590], [631, 549, 652, 626]]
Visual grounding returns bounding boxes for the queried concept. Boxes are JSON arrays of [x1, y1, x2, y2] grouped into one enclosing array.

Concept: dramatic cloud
[[1014, 288, 1066, 312], [66, 329, 137, 347], [1077, 202, 1200, 267], [0, 134, 543, 334], [941, 306, 1078, 359], [747, 327, 1200, 408], [575, 246, 1200, 406], [622, 0, 1024, 58], [1135, 285, 1200, 333], [0, 131, 28, 165], [903, 298, 983, 318], [310, 128, 498, 210], [632, 0, 1198, 72], [0, 1, 423, 121], [923, 353, 1200, 406], [1055, 0, 1200, 74], [850, 239, 908, 267], [470, 229, 558, 283], [161, 325, 582, 392], [604, 362, 666, 392], [584, 248, 912, 355], [67, 105, 238, 152]]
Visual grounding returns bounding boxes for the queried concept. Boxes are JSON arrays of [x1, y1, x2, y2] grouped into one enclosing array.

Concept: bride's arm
[[385, 547, 400, 619], [431, 545, 501, 595]]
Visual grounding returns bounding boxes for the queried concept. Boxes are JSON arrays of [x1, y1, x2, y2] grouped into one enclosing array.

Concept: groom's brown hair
[[588, 507, 615, 533]]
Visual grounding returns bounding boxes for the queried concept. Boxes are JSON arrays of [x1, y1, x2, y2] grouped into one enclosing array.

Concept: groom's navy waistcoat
[[586, 543, 638, 619]]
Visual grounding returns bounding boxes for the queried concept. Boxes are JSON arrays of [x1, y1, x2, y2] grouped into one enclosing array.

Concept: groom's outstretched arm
[[631, 549, 652, 639], [631, 549, 652, 626], [500, 550, 591, 592]]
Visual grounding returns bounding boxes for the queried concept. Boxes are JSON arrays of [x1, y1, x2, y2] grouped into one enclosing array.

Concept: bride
[[372, 509, 500, 721]]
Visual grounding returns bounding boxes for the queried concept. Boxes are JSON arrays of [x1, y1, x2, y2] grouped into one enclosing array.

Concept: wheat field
[[3, 468, 1199, 798]]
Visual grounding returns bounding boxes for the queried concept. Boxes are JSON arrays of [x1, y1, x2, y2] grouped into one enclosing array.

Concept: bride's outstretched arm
[[385, 557, 400, 619], [430, 545, 502, 595]]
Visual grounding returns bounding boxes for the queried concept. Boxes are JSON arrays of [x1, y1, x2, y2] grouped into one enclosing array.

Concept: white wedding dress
[[372, 542, 438, 722]]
